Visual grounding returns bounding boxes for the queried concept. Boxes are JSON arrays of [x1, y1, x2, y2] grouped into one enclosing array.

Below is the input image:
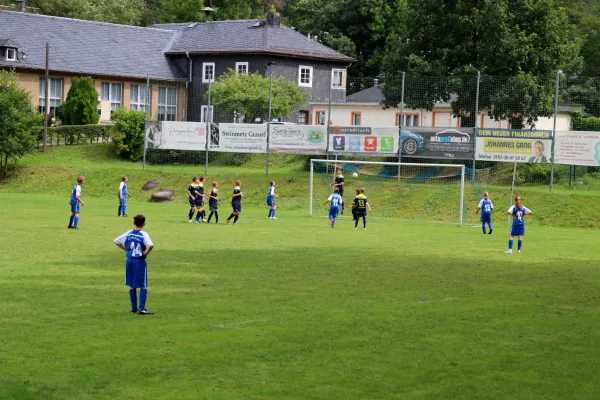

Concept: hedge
[[44, 125, 112, 145], [571, 112, 600, 131]]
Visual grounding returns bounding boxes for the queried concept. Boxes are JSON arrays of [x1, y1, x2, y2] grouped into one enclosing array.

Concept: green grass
[[1, 193, 600, 399]]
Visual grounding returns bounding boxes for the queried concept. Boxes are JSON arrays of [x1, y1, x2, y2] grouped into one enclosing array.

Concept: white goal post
[[309, 159, 466, 226]]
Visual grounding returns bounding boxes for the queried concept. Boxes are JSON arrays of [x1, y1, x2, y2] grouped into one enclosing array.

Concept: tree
[[60, 77, 99, 126], [208, 70, 308, 123], [110, 109, 147, 161], [0, 70, 43, 176], [27, 0, 144, 25]]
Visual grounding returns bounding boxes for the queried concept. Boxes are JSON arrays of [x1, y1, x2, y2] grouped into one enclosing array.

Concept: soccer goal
[[309, 159, 466, 226]]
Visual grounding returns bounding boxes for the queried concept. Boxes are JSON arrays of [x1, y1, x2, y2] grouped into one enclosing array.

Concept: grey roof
[[165, 20, 355, 63], [346, 85, 383, 103], [0, 38, 19, 48], [0, 10, 185, 81]]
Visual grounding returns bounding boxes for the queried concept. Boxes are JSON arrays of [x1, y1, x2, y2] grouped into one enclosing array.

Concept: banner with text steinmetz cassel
[[269, 125, 327, 155], [475, 128, 553, 163], [211, 124, 267, 153], [327, 126, 399, 156], [144, 121, 206, 151]]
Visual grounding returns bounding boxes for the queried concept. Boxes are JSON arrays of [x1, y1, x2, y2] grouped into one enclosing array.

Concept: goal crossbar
[[309, 159, 466, 226]]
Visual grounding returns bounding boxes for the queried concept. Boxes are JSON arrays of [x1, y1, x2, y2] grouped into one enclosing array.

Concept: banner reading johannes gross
[[145, 121, 206, 151], [269, 125, 327, 155], [327, 126, 399, 155], [554, 131, 600, 166], [211, 124, 267, 153], [475, 129, 553, 163]]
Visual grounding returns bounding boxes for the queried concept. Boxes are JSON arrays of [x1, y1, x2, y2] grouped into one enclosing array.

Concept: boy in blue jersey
[[117, 176, 131, 217], [226, 180, 243, 225], [505, 196, 533, 254], [114, 214, 155, 315], [475, 191, 494, 234], [267, 180, 279, 219], [68, 176, 85, 230], [323, 188, 342, 228], [207, 182, 219, 223]]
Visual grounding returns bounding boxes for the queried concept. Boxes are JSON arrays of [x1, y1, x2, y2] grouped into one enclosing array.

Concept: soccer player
[[114, 214, 154, 315], [353, 188, 372, 230], [194, 176, 207, 224], [187, 177, 199, 222], [505, 196, 533, 254], [328, 168, 345, 214], [476, 191, 494, 234], [117, 176, 131, 217], [68, 176, 85, 230], [267, 180, 279, 219], [226, 180, 243, 225], [207, 182, 219, 223], [323, 187, 342, 228]]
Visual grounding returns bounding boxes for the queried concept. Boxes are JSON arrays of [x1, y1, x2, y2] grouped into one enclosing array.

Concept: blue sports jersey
[[509, 205, 530, 227], [480, 199, 493, 215], [329, 194, 342, 210], [121, 182, 127, 197], [70, 184, 81, 204], [267, 186, 275, 200], [114, 230, 154, 260]]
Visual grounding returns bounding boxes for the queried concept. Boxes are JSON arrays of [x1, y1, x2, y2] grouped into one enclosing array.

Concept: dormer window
[[6, 48, 16, 61]]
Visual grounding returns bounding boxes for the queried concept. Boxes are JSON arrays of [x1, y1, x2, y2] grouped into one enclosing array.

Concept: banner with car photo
[[554, 130, 600, 166], [144, 121, 206, 151], [327, 126, 399, 156], [399, 127, 475, 159], [475, 129, 553, 163], [210, 123, 268, 153], [269, 125, 327, 155]]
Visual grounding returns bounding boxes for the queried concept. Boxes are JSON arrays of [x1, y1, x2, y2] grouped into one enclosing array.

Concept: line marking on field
[[417, 297, 454, 304]]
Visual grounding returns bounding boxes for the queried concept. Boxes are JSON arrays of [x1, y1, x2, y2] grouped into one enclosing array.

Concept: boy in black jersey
[[226, 180, 244, 225], [187, 177, 199, 222], [328, 168, 345, 214], [353, 188, 372, 230], [194, 176, 207, 223], [207, 182, 219, 223]]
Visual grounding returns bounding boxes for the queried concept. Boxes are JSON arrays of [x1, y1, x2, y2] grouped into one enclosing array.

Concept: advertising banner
[[554, 131, 600, 166], [269, 125, 327, 155], [211, 124, 267, 153], [145, 121, 206, 151], [400, 127, 475, 159], [475, 129, 553, 163], [327, 126, 399, 156]]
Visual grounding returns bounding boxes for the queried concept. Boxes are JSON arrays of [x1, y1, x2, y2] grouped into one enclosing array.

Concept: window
[[6, 48, 16, 61], [130, 84, 148, 112], [315, 110, 326, 125], [203, 63, 215, 83], [351, 112, 361, 126], [201, 105, 214, 123], [158, 87, 177, 121], [101, 82, 123, 111], [235, 62, 248, 75], [298, 65, 313, 87], [297, 110, 309, 125], [331, 69, 345, 89], [38, 78, 63, 113], [396, 113, 419, 127]]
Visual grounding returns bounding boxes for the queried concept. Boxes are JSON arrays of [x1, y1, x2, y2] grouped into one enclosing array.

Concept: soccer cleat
[[137, 309, 153, 315], [226, 220, 231, 225], [517, 250, 521, 254], [67, 226, 73, 229], [272, 217, 277, 220], [194, 220, 201, 224], [488, 229, 493, 235], [73, 227, 80, 231], [203, 218, 208, 222], [122, 214, 128, 217], [504, 250, 512, 254], [130, 309, 137, 314], [188, 219, 192, 223]]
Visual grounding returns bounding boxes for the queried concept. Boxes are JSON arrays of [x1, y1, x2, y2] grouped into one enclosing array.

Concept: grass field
[[1, 145, 600, 399]]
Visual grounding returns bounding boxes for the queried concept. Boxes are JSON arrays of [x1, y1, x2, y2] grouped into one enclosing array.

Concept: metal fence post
[[472, 71, 481, 184], [266, 75, 272, 177], [398, 72, 406, 182], [205, 79, 212, 174], [550, 70, 559, 192]]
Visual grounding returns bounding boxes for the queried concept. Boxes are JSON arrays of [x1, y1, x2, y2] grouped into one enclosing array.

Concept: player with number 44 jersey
[[505, 196, 532, 254], [114, 214, 154, 315], [476, 191, 494, 234]]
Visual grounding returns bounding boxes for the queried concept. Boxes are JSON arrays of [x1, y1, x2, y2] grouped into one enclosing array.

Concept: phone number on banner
[[477, 154, 528, 161]]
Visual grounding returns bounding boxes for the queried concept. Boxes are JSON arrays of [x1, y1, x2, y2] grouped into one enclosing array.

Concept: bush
[[60, 77, 100, 125], [47, 125, 111, 145], [571, 111, 600, 131], [110, 109, 146, 161]]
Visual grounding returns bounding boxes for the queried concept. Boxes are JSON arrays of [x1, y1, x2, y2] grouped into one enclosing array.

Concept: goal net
[[309, 159, 466, 226]]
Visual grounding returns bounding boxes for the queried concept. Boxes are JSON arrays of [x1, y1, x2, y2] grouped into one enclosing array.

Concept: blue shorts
[[510, 224, 525, 237], [119, 196, 126, 206], [267, 197, 276, 207], [232, 202, 242, 213], [329, 207, 339, 219], [70, 201, 80, 213], [196, 198, 204, 207], [480, 213, 491, 223], [125, 258, 148, 288], [209, 201, 218, 210]]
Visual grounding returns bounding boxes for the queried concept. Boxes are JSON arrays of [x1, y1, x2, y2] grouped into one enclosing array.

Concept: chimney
[[373, 78, 379, 87], [267, 12, 281, 27], [16, 0, 26, 12]]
